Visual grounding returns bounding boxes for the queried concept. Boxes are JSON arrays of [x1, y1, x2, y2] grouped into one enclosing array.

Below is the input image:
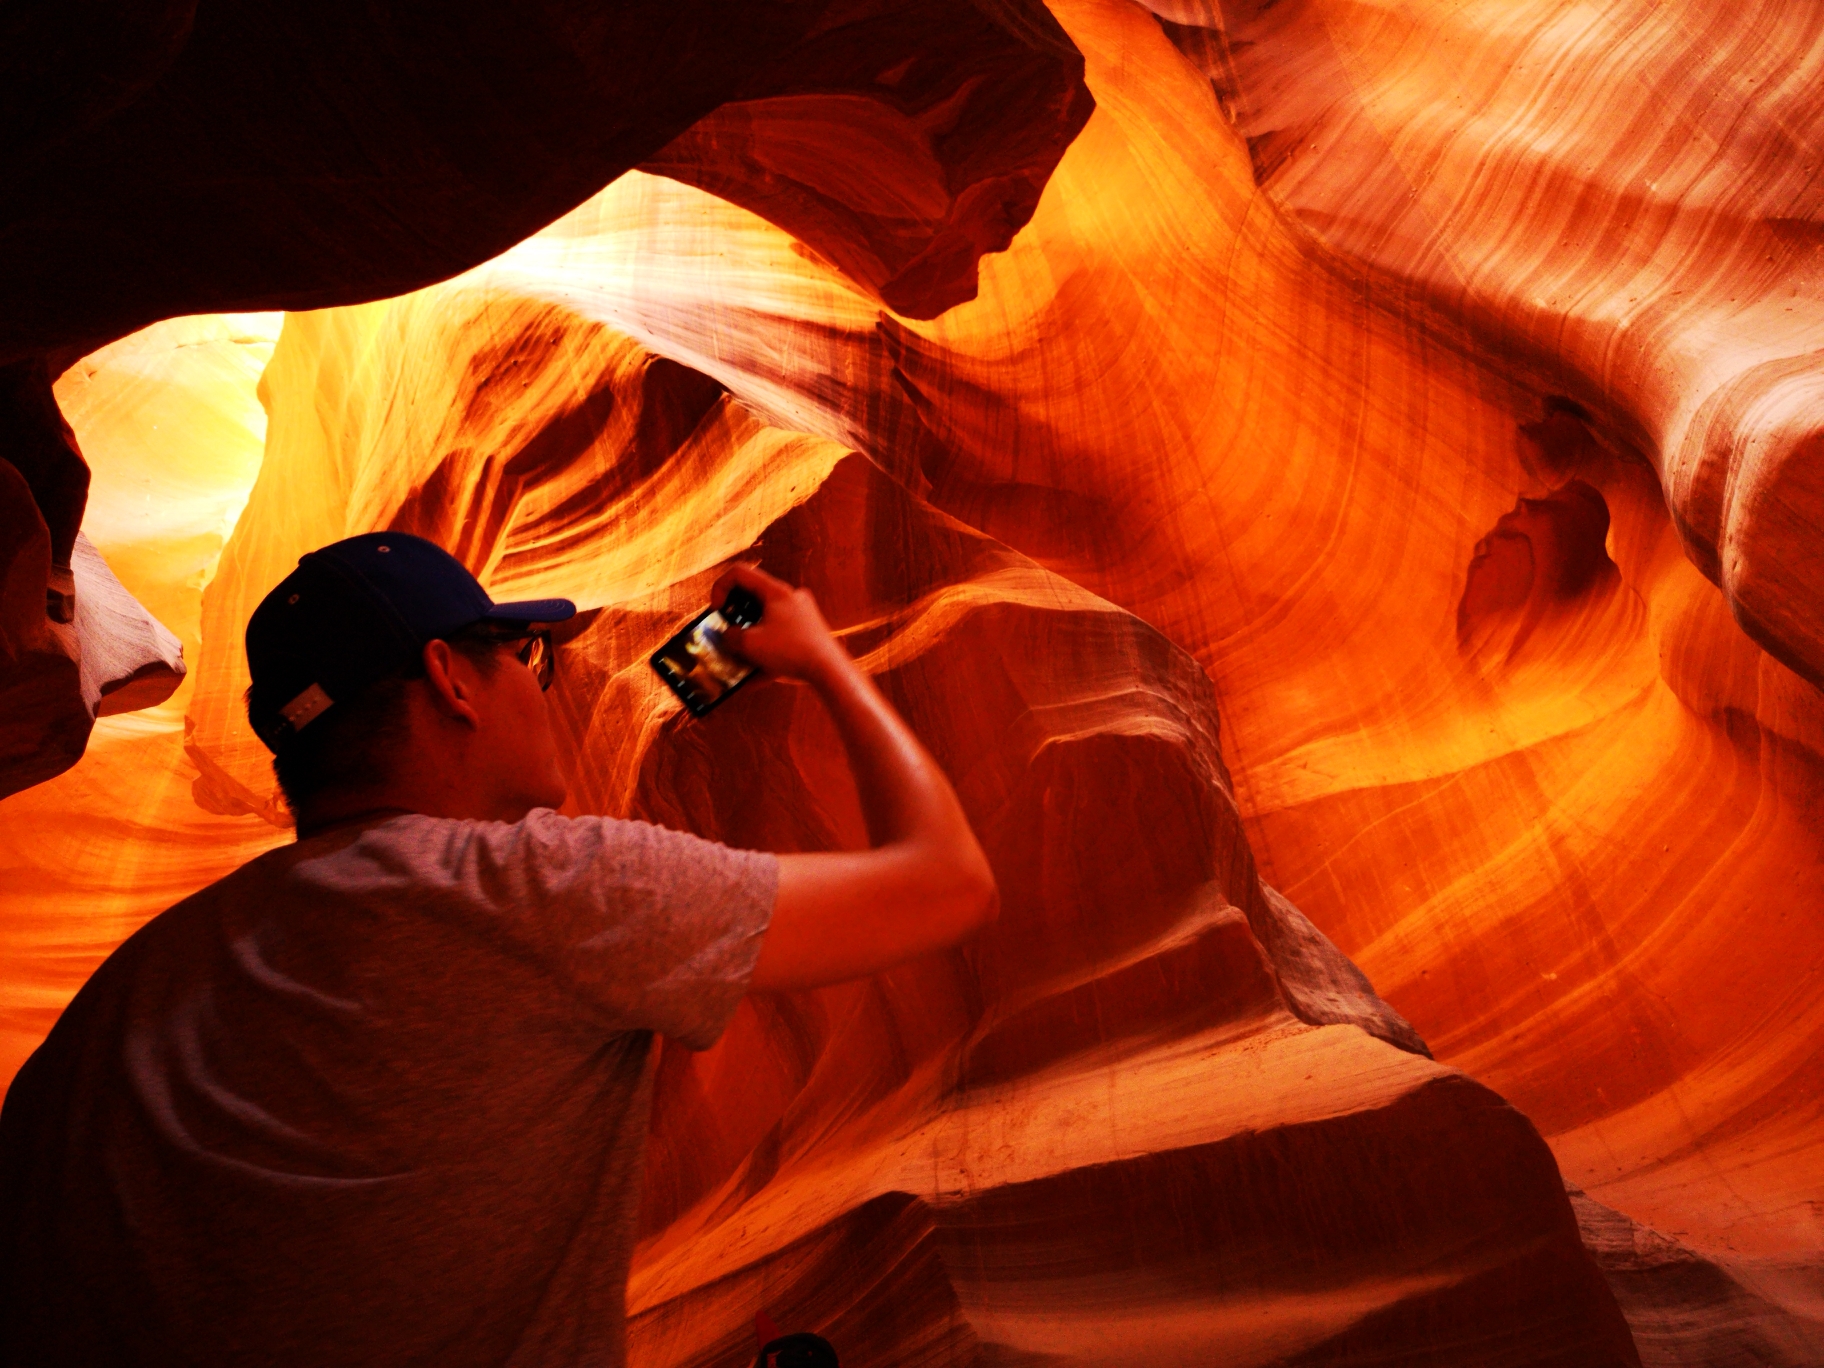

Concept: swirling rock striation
[[0, 0, 1091, 797], [3, 0, 1822, 1363], [447, 0, 1823, 1348], [1148, 0, 1824, 688], [168, 277, 1628, 1363]]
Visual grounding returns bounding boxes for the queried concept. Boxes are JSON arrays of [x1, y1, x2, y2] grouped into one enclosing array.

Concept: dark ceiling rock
[[0, 0, 1090, 365], [644, 3, 1094, 320]]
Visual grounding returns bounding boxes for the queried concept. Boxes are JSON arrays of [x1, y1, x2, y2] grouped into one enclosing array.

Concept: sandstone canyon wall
[[0, 0, 1091, 799], [4, 1, 1823, 1365]]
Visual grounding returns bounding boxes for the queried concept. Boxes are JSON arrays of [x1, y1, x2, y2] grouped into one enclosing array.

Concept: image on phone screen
[[650, 589, 762, 716]]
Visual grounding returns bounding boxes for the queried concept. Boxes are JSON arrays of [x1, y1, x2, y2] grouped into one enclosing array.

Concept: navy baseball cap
[[246, 532, 575, 752]]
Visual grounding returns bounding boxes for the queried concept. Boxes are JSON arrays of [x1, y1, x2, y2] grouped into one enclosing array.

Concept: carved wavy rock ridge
[[3, 1, 1822, 1364]]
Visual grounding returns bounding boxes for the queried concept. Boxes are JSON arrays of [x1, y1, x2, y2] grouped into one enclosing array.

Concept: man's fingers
[[717, 621, 755, 662], [712, 561, 793, 611]]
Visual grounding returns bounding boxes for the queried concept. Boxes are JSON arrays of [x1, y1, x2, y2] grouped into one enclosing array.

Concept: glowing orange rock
[[1, 313, 282, 1077], [162, 278, 1627, 1362], [1155, 0, 1824, 687], [4, 0, 1822, 1362], [432, 0, 1824, 1349]]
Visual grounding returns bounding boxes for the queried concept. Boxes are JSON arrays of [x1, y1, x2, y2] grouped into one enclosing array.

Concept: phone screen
[[650, 588, 762, 716]]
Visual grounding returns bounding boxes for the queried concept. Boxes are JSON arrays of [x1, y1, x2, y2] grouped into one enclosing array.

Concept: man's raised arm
[[709, 564, 998, 992]]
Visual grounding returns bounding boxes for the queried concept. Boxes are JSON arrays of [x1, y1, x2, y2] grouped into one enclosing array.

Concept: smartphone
[[650, 586, 764, 717]]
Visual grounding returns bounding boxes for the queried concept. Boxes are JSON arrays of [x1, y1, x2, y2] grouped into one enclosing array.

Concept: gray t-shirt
[[0, 810, 776, 1368]]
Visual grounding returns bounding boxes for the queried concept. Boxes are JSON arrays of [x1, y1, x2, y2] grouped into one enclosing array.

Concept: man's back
[[0, 811, 775, 1367], [2, 547, 994, 1360]]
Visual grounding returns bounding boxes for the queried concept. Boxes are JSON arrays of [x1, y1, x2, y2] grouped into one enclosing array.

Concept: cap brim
[[484, 598, 576, 625]]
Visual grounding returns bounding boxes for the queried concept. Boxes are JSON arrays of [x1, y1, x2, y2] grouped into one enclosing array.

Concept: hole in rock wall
[[1457, 479, 1622, 663]]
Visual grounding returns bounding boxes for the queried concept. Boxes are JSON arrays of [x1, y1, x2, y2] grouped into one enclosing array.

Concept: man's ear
[[421, 639, 484, 728]]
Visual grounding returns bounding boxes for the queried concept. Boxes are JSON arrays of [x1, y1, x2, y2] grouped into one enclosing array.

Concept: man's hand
[[706, 562, 999, 993], [709, 563, 844, 684]]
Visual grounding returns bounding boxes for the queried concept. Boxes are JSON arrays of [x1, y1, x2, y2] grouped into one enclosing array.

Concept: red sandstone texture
[[5, 1, 1824, 1364]]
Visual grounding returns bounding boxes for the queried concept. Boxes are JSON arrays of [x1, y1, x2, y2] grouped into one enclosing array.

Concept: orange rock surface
[[4, 0, 1823, 1363]]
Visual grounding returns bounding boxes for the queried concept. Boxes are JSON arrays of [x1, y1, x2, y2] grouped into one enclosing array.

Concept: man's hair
[[250, 628, 507, 817]]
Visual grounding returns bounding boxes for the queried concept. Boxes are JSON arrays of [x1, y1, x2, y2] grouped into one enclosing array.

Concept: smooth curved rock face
[[2, 0, 1822, 1363], [452, 0, 1822, 1280], [1, 312, 281, 1077], [1147, 0, 1824, 689], [167, 279, 1626, 1364], [0, 315, 277, 798], [1570, 1188, 1824, 1367]]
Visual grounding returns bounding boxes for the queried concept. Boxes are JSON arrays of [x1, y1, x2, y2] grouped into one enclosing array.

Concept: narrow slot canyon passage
[[2, 3, 1821, 1365]]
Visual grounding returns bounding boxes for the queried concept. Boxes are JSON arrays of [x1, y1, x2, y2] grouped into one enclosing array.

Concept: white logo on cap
[[279, 683, 334, 733]]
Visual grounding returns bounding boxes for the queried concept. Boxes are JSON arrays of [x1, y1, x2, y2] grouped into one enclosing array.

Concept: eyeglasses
[[450, 624, 557, 691], [513, 630, 556, 691]]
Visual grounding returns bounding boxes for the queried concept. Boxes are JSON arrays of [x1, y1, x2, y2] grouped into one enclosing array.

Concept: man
[[0, 532, 997, 1366]]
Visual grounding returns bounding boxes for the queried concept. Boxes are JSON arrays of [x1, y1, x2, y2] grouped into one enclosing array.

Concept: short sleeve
[[367, 811, 777, 1049]]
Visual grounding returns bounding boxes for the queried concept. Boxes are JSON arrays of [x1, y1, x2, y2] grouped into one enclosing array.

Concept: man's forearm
[[806, 647, 971, 854], [733, 567, 997, 991]]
